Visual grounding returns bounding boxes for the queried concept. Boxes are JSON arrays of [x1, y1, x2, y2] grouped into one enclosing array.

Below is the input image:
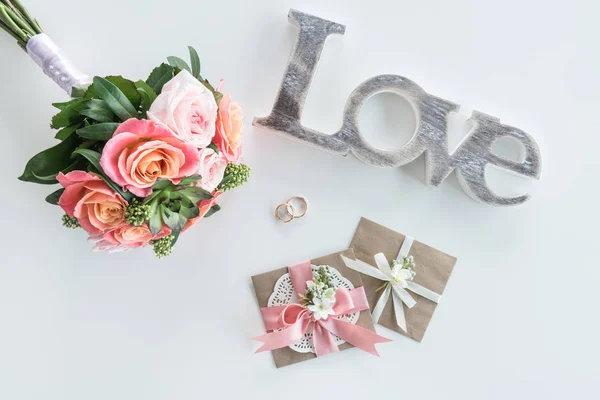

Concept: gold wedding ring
[[275, 196, 309, 223], [286, 196, 308, 218], [275, 203, 295, 223]]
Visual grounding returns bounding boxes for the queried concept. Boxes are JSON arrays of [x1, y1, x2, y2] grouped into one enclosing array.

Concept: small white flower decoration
[[322, 287, 336, 300], [300, 265, 339, 320], [390, 256, 416, 288], [308, 297, 336, 320], [342, 244, 442, 333]]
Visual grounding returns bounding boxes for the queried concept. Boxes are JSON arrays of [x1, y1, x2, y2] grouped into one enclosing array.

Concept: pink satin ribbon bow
[[253, 261, 391, 357]]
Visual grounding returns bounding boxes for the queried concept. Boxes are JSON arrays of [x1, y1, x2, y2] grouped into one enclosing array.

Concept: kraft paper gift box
[[251, 249, 380, 368], [349, 217, 457, 342]]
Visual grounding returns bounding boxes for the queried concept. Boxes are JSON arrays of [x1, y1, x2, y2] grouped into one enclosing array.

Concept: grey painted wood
[[253, 9, 542, 206]]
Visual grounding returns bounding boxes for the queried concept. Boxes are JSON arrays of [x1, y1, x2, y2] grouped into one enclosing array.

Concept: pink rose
[[57, 171, 128, 235], [92, 223, 171, 253], [148, 70, 218, 148], [100, 118, 201, 197], [183, 192, 222, 232], [196, 148, 227, 192], [214, 93, 243, 162]]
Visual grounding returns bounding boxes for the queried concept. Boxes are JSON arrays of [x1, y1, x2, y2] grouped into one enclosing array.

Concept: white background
[[0, 0, 598, 398]]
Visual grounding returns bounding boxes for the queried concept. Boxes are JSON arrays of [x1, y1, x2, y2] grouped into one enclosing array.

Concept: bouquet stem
[[0, 0, 42, 50], [1, 1, 90, 96]]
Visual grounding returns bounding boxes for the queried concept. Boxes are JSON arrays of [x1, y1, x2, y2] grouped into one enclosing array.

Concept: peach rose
[[183, 192, 221, 232], [148, 70, 218, 148], [57, 171, 128, 235], [100, 118, 201, 197], [214, 93, 243, 162], [92, 223, 171, 252], [196, 147, 227, 192]]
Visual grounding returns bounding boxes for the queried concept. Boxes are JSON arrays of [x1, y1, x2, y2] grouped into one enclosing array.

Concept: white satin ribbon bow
[[342, 236, 441, 332]]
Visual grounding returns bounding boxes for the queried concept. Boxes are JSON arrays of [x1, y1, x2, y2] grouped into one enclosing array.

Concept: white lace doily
[[267, 265, 359, 353]]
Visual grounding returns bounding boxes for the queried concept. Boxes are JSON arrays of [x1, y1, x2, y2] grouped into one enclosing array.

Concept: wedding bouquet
[[0, 1, 249, 257]]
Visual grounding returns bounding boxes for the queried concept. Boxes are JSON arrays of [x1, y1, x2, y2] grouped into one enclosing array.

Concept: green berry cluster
[[313, 266, 333, 287], [152, 235, 175, 259], [62, 214, 80, 229], [217, 163, 250, 192], [125, 198, 152, 226], [298, 266, 334, 307], [392, 255, 416, 275]]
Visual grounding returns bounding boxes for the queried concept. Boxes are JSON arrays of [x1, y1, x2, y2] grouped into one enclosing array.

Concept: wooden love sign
[[253, 9, 542, 206]]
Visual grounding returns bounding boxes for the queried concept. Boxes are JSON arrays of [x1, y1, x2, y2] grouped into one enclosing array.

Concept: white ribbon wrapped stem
[[342, 235, 442, 332], [26, 34, 92, 96]]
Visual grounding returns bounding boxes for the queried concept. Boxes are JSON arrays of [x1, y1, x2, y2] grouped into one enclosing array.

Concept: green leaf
[[161, 205, 182, 230], [170, 199, 182, 211], [167, 56, 191, 73], [73, 148, 133, 201], [84, 99, 113, 111], [104, 76, 141, 109], [71, 83, 92, 98], [182, 187, 213, 203], [148, 198, 159, 217], [76, 123, 120, 141], [81, 99, 118, 122], [178, 174, 202, 186], [134, 80, 157, 115], [207, 143, 219, 154], [142, 189, 163, 205], [72, 148, 101, 168], [72, 141, 99, 159], [45, 188, 64, 205], [199, 77, 216, 92], [217, 173, 232, 189], [170, 229, 181, 247], [175, 215, 187, 231], [79, 108, 117, 123], [188, 46, 201, 78], [149, 204, 163, 235], [146, 63, 174, 95], [52, 99, 79, 111], [19, 133, 82, 184], [31, 172, 63, 182], [179, 196, 193, 208], [204, 204, 221, 218], [152, 179, 172, 190], [31, 156, 86, 181], [82, 84, 98, 100], [168, 191, 184, 201], [54, 123, 82, 141], [82, 77, 141, 105], [50, 99, 86, 129], [92, 76, 138, 121], [178, 202, 200, 219], [214, 92, 223, 104]]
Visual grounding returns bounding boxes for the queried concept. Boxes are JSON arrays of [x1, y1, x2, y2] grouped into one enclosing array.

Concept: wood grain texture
[[253, 9, 542, 206]]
